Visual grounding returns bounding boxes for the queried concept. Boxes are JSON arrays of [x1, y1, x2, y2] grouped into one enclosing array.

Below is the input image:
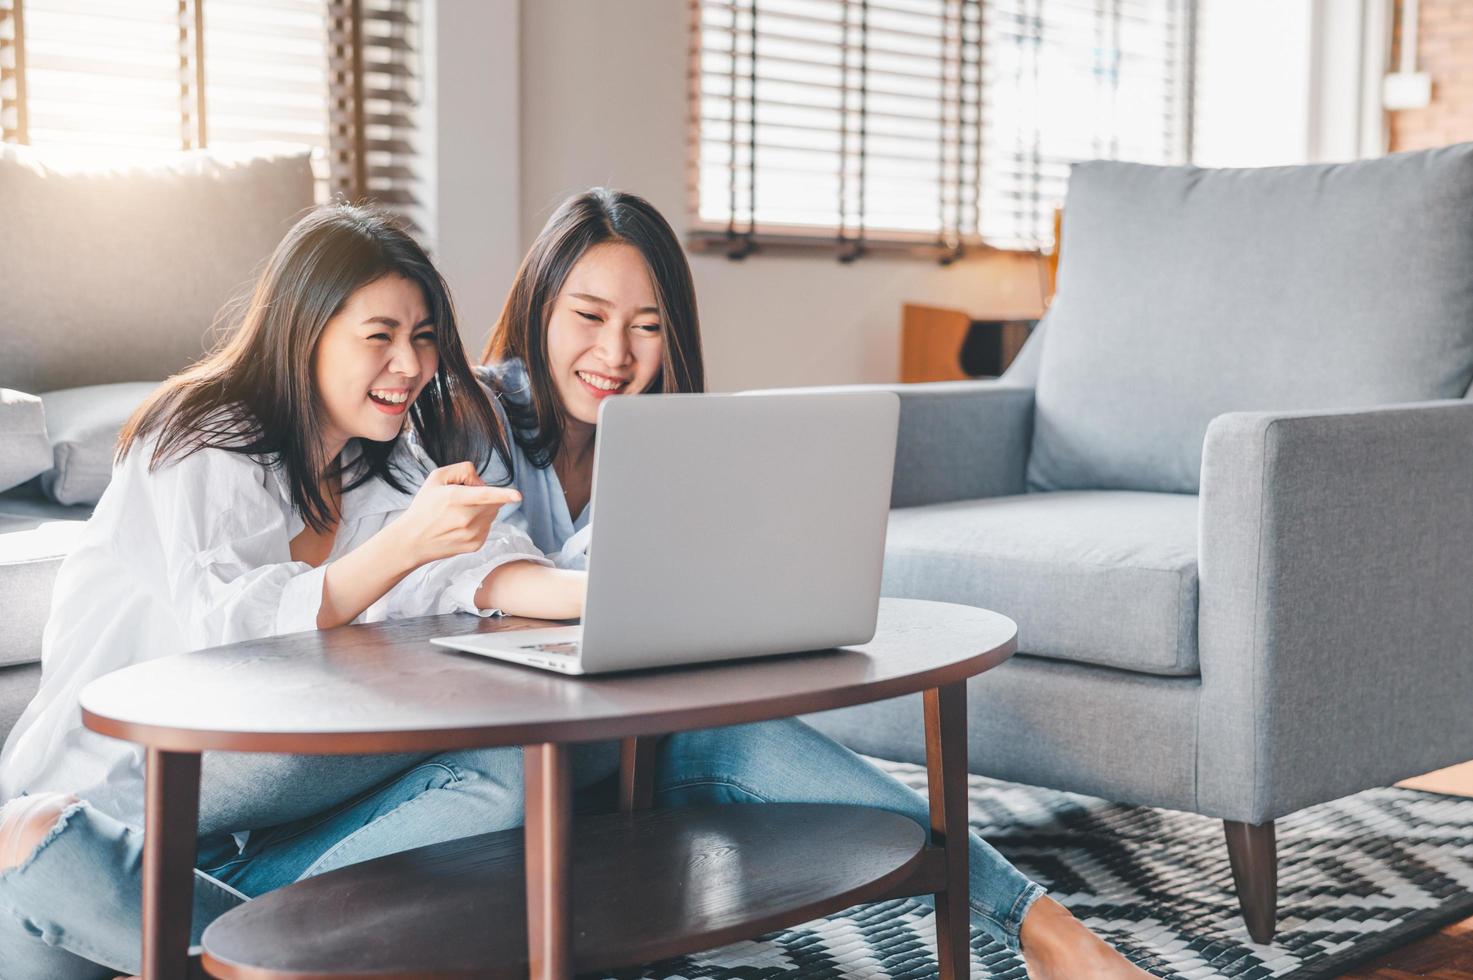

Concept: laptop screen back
[[579, 390, 899, 670]]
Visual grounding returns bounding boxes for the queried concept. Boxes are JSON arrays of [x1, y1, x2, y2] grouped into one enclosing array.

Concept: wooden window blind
[[692, 0, 1195, 259], [0, 0, 425, 229], [6, 0, 184, 153], [331, 0, 426, 234], [203, 0, 331, 180]]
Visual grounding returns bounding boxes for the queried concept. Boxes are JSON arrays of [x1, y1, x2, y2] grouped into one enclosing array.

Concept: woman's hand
[[476, 565, 587, 621], [391, 462, 522, 566], [317, 462, 520, 629]]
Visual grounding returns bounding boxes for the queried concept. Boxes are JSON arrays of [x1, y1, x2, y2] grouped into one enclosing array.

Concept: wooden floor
[[1336, 762, 1473, 978]]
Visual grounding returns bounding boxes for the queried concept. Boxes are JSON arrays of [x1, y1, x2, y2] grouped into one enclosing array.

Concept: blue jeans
[[0, 719, 1042, 978]]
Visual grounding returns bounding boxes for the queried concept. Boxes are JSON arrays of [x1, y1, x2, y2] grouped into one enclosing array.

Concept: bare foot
[[0, 793, 78, 871], [1019, 896, 1155, 979]]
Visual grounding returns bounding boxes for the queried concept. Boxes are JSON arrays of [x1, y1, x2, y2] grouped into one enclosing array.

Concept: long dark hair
[[482, 188, 705, 468], [119, 203, 511, 532]]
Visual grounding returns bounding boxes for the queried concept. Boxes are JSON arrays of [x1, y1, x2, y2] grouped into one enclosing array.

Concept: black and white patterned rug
[[596, 760, 1473, 979]]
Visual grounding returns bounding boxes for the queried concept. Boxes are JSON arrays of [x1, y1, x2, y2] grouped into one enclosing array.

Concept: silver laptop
[[430, 390, 900, 674]]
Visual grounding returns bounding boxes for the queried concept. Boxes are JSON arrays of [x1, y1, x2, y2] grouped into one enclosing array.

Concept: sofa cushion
[[883, 490, 1200, 675], [1029, 144, 1473, 494], [0, 389, 51, 493], [0, 662, 42, 745], [0, 489, 91, 668], [40, 382, 159, 505], [0, 143, 314, 394]]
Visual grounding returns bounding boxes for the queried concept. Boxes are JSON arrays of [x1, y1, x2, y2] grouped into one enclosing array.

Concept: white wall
[[425, 0, 522, 349], [515, 0, 1045, 392]]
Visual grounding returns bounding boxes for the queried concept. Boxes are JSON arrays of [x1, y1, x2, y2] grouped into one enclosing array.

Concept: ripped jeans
[[0, 719, 1042, 978]]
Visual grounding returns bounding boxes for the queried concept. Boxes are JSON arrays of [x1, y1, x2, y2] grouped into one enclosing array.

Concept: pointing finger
[[456, 486, 522, 507]]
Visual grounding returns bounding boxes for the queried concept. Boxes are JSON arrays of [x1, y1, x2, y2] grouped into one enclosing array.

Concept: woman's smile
[[574, 369, 629, 399], [367, 386, 413, 414]]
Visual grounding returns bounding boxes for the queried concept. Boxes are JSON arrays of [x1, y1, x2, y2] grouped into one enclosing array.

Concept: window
[[0, 0, 426, 231], [692, 0, 1196, 258]]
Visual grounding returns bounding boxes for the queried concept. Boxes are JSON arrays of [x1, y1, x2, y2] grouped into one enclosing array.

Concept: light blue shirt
[[477, 360, 591, 569]]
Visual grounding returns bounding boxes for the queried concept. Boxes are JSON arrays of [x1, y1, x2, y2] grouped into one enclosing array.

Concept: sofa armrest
[[747, 381, 1034, 508], [1196, 399, 1473, 822]]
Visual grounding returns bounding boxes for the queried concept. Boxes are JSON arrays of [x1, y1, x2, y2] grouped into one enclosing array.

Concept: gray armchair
[[804, 143, 1473, 942]]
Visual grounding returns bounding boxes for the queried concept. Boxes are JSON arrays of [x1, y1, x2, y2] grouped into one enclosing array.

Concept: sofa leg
[[1223, 820, 1277, 944]]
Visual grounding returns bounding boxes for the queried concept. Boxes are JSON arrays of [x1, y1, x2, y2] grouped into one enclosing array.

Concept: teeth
[[577, 371, 625, 391], [370, 390, 409, 404]]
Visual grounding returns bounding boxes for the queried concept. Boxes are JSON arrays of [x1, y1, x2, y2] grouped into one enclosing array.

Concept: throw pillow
[[0, 389, 52, 493], [40, 383, 161, 506]]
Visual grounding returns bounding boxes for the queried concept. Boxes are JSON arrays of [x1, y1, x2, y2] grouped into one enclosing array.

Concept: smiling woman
[[0, 203, 593, 979], [465, 187, 1157, 980], [119, 204, 502, 535], [483, 187, 705, 476]]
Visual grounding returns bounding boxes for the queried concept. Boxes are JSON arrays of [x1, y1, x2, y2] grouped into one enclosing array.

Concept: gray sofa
[[0, 145, 314, 737], [805, 143, 1473, 942]]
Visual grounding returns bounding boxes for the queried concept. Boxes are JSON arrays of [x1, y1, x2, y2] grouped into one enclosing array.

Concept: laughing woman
[[0, 205, 583, 979], [477, 188, 1153, 979]]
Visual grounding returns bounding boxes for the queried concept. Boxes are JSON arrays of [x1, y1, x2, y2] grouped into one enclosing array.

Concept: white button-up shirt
[[0, 437, 546, 826]]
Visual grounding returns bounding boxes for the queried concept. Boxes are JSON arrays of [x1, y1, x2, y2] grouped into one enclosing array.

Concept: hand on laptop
[[394, 462, 522, 565]]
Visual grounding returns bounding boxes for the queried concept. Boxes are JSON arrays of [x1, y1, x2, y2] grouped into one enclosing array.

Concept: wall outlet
[[1383, 71, 1433, 110]]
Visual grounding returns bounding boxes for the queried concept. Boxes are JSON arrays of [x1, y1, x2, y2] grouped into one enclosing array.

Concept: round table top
[[80, 597, 1016, 754]]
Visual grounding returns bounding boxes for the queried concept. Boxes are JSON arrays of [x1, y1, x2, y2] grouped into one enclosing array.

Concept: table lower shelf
[[201, 803, 935, 980]]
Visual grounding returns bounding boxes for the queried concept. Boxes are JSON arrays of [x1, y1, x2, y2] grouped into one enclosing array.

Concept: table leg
[[618, 736, 659, 812], [524, 743, 573, 980], [141, 748, 202, 980], [924, 683, 970, 980]]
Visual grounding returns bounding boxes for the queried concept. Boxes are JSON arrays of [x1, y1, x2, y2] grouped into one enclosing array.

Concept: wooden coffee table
[[80, 597, 1016, 980]]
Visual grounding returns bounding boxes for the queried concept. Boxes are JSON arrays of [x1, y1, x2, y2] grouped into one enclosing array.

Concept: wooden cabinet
[[900, 303, 1036, 383]]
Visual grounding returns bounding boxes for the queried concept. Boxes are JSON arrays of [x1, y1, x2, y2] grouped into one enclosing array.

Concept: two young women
[[0, 194, 1147, 979]]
